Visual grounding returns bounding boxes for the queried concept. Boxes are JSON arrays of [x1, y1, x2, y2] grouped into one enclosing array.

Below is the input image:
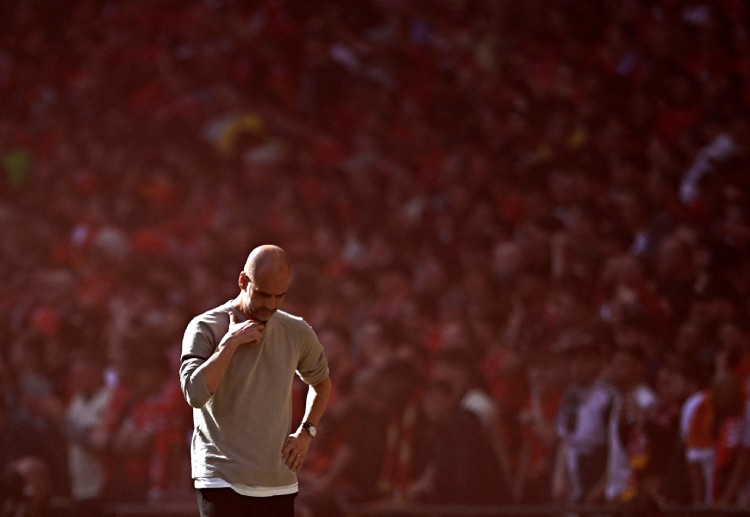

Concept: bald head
[[245, 245, 291, 278], [238, 245, 291, 321]]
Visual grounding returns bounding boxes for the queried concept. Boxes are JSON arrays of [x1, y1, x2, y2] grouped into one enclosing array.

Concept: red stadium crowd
[[2, 0, 750, 515]]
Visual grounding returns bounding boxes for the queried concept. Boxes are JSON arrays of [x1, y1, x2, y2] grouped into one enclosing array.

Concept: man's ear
[[239, 271, 249, 289]]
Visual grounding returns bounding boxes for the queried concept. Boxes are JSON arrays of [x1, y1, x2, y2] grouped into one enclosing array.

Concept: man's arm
[[283, 376, 332, 472], [200, 311, 265, 394], [300, 376, 333, 429]]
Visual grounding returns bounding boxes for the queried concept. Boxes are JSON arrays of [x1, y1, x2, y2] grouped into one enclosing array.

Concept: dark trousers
[[196, 488, 297, 517]]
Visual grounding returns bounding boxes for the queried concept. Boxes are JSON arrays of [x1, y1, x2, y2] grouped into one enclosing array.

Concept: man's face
[[241, 270, 290, 322]]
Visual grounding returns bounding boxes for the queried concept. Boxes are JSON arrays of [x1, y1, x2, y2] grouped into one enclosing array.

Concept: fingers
[[282, 439, 307, 472], [228, 311, 265, 344], [284, 450, 304, 472], [235, 327, 263, 346], [283, 449, 303, 472], [243, 320, 265, 340]]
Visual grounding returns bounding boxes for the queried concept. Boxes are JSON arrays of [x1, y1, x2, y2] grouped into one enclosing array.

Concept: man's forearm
[[197, 338, 241, 395], [301, 377, 332, 427], [198, 314, 265, 395]]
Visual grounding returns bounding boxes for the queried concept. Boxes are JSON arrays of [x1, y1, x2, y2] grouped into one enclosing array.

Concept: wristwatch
[[302, 421, 317, 438]]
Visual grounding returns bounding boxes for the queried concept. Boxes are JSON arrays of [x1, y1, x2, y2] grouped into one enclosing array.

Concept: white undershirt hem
[[194, 477, 298, 497]]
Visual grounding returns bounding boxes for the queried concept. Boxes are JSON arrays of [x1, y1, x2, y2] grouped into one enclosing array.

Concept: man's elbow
[[184, 390, 209, 408], [181, 374, 212, 408], [313, 376, 332, 395]]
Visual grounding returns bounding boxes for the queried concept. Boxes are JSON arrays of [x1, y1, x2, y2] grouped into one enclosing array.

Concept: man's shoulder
[[187, 301, 234, 333], [273, 310, 308, 328], [191, 301, 233, 320], [272, 311, 320, 344]]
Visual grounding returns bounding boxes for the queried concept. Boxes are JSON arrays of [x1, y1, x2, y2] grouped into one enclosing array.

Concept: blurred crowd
[[2, 0, 750, 515]]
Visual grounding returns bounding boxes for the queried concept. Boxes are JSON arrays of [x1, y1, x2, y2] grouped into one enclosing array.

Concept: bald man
[[180, 245, 332, 517]]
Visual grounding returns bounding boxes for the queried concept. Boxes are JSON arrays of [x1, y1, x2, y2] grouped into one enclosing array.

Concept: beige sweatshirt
[[180, 302, 329, 488]]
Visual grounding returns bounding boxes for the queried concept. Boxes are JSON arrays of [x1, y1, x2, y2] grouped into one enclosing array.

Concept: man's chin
[[253, 310, 276, 323]]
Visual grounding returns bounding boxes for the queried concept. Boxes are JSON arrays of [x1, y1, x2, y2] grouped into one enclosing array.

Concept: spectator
[[63, 348, 112, 514], [719, 380, 750, 505], [684, 372, 745, 504], [298, 359, 427, 517], [116, 347, 174, 502], [552, 330, 615, 504], [297, 366, 382, 517], [643, 358, 694, 505], [514, 351, 567, 503], [95, 343, 172, 503], [3, 336, 70, 499], [7, 456, 72, 517], [432, 347, 512, 491], [407, 379, 507, 507], [604, 344, 659, 503], [148, 343, 193, 503]]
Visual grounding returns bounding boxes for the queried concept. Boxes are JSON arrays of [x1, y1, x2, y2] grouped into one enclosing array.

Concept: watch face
[[304, 423, 317, 437]]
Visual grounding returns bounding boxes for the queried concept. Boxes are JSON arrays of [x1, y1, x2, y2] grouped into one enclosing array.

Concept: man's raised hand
[[227, 311, 265, 346]]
